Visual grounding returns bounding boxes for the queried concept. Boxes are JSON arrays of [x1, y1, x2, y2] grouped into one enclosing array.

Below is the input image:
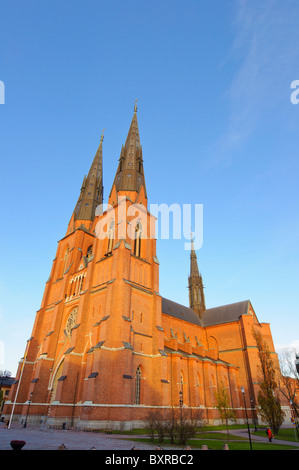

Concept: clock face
[[65, 307, 78, 337]]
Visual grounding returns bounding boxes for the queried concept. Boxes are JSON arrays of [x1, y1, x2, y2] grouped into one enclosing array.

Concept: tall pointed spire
[[188, 234, 206, 318], [73, 130, 104, 222], [109, 103, 147, 199]]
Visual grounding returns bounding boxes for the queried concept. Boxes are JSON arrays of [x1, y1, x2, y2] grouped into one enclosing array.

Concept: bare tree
[[215, 381, 236, 440], [253, 328, 285, 434], [144, 407, 204, 446], [277, 347, 299, 417]]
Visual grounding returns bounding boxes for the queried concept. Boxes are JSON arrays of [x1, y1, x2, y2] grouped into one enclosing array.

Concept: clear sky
[[0, 0, 299, 376]]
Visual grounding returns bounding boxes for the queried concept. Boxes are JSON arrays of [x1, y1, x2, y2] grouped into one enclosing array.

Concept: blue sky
[[0, 0, 299, 375]]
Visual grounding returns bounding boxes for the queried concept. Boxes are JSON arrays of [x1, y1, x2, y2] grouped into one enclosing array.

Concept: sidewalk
[[0, 422, 179, 451]]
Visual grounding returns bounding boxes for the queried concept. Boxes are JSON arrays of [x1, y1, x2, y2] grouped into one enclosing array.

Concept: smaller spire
[[188, 234, 206, 318]]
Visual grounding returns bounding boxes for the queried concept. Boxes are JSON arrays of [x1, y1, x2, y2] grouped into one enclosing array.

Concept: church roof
[[162, 297, 203, 326], [202, 300, 250, 326], [162, 297, 251, 328]]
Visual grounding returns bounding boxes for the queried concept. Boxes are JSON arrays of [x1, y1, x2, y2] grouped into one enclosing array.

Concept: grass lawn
[[254, 427, 299, 443], [129, 436, 298, 450], [102, 424, 299, 450]]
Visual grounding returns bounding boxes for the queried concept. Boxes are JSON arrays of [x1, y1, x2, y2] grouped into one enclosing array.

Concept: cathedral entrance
[[50, 360, 64, 403]]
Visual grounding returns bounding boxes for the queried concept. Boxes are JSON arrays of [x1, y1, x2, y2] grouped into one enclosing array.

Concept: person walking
[[266, 427, 274, 442]]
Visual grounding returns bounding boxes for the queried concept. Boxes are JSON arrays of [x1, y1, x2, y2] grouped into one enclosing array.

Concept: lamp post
[[179, 390, 183, 419], [24, 392, 33, 428], [241, 387, 252, 450], [178, 389, 183, 445]]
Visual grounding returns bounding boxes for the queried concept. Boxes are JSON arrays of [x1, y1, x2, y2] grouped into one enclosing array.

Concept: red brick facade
[[3, 111, 285, 429]]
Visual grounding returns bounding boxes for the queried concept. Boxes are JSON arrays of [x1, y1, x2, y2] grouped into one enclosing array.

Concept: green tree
[[215, 381, 236, 440], [253, 328, 285, 434]]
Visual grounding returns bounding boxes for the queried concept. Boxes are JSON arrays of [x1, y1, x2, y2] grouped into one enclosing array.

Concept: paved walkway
[[0, 427, 154, 451], [1, 422, 298, 451], [0, 422, 181, 451]]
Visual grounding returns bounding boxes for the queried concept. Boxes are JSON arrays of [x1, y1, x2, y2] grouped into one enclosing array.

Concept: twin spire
[[72, 104, 205, 316], [72, 103, 146, 223]]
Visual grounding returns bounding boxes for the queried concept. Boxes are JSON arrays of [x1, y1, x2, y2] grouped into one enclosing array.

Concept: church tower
[[4, 105, 281, 430], [188, 236, 206, 317], [4, 132, 105, 424], [6, 106, 165, 428]]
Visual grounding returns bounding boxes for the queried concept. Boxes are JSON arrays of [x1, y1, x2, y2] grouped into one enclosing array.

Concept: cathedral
[[4, 107, 280, 429]]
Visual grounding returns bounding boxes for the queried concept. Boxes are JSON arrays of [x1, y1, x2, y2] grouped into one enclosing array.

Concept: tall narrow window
[[134, 222, 142, 257], [79, 274, 84, 293], [134, 366, 142, 405], [86, 245, 93, 260], [107, 220, 115, 253], [62, 246, 69, 276]]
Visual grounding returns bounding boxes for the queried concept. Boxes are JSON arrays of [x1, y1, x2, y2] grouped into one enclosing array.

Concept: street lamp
[[241, 387, 252, 450], [24, 392, 33, 428], [179, 390, 183, 407], [179, 390, 183, 420]]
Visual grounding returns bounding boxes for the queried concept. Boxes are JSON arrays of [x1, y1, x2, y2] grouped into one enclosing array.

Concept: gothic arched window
[[58, 246, 70, 278], [134, 222, 142, 257], [50, 360, 64, 403], [107, 220, 115, 253], [86, 245, 93, 260], [65, 307, 78, 338], [134, 366, 142, 405]]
